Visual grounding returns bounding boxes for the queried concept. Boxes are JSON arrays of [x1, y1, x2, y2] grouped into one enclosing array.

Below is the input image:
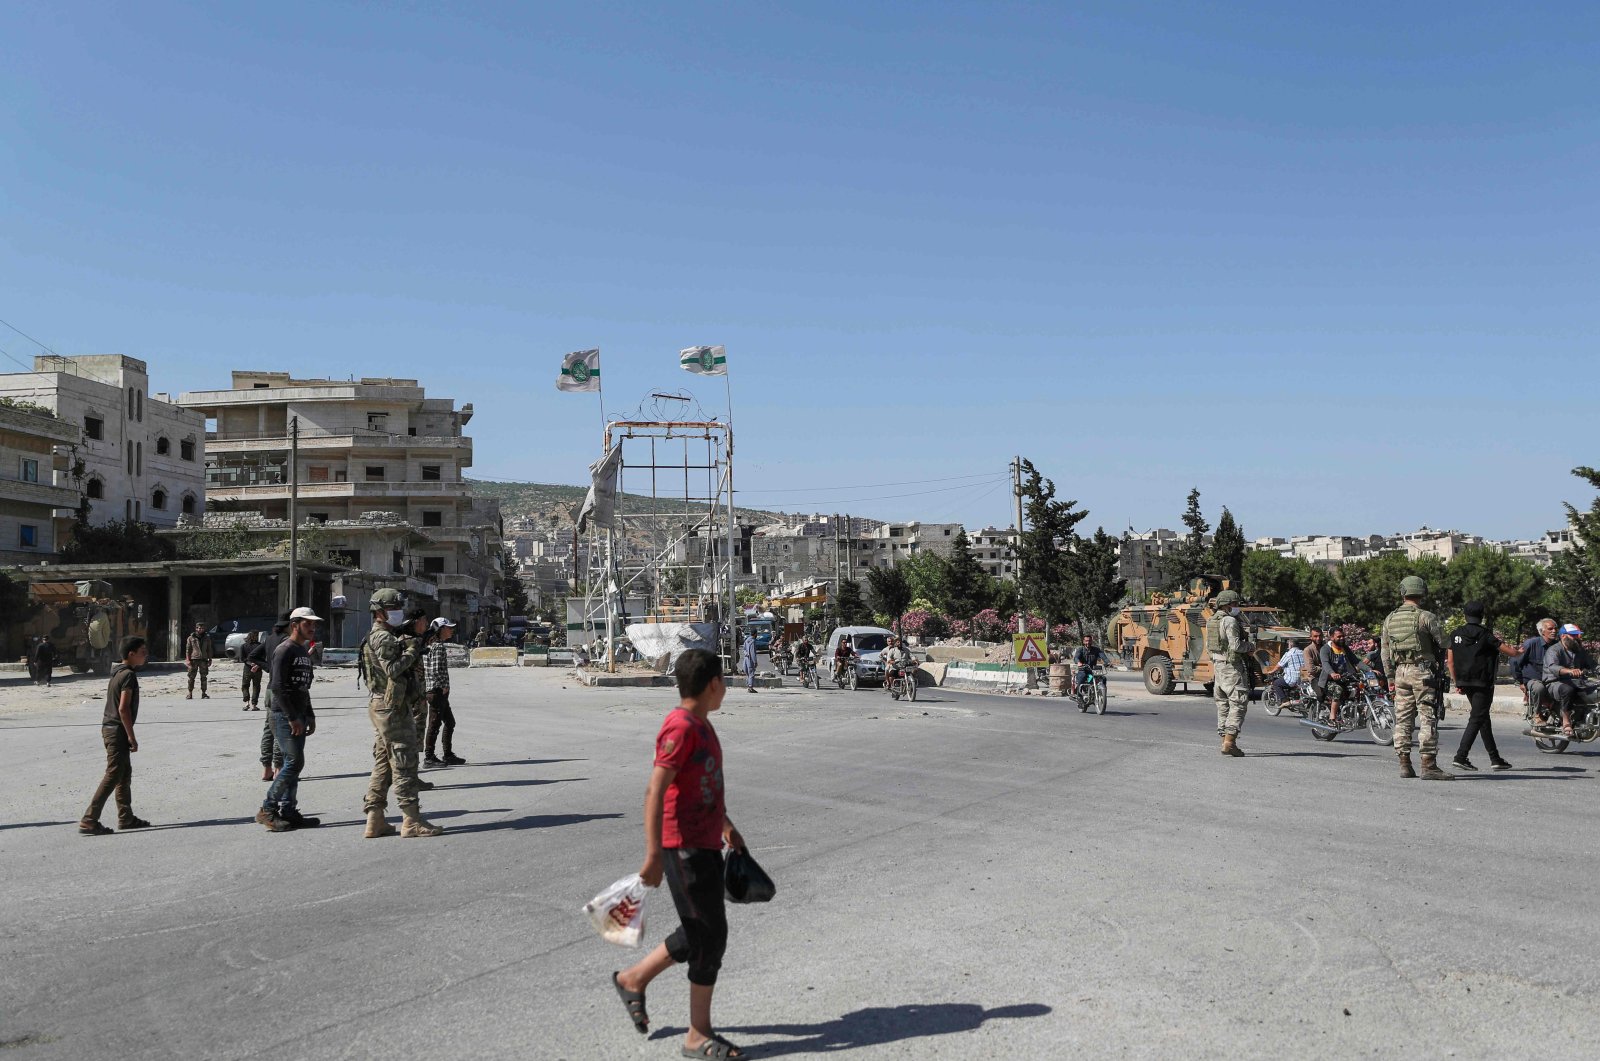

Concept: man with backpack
[[1447, 601, 1519, 772]]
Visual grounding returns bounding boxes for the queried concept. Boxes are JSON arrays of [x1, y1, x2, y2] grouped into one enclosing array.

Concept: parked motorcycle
[[1298, 674, 1395, 745], [1523, 673, 1600, 753]]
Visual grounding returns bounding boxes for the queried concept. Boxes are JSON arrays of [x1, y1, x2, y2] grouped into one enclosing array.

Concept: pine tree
[[865, 566, 914, 633], [938, 528, 996, 621], [1161, 488, 1211, 589], [832, 578, 873, 626], [1211, 507, 1246, 585], [1064, 527, 1127, 634], [1014, 459, 1088, 626], [1550, 467, 1600, 635]]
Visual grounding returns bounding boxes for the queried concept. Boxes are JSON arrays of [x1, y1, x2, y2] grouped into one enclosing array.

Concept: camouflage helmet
[[1214, 590, 1242, 607], [370, 587, 404, 611], [1399, 576, 1427, 598]]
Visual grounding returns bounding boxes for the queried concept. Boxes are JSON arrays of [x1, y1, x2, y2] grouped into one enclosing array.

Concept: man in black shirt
[[257, 616, 288, 781], [33, 636, 56, 687], [257, 607, 323, 832], [1448, 601, 1519, 771], [78, 637, 151, 835], [241, 630, 265, 710]]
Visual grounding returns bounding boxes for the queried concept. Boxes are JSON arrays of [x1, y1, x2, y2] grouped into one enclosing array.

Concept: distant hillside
[[469, 480, 788, 531]]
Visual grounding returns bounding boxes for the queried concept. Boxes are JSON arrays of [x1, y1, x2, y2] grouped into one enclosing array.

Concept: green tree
[[1210, 507, 1246, 584], [1062, 527, 1127, 634], [500, 546, 531, 616], [1014, 459, 1088, 626], [1328, 552, 1448, 630], [937, 528, 996, 620], [1241, 551, 1338, 626], [1161, 488, 1211, 589], [61, 516, 176, 564], [831, 578, 873, 626], [1439, 546, 1548, 636], [896, 552, 946, 606], [865, 565, 914, 632], [1549, 467, 1600, 635], [173, 520, 256, 560]]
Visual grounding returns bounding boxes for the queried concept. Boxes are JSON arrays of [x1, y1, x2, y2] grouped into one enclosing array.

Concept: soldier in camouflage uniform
[[1380, 576, 1453, 781], [1208, 590, 1252, 756], [361, 589, 445, 837], [396, 606, 436, 792]]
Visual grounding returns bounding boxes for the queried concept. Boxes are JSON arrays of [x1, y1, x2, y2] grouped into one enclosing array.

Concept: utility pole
[[288, 416, 299, 610], [1012, 455, 1037, 690]]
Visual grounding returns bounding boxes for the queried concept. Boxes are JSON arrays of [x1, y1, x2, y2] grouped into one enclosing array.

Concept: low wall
[[926, 645, 999, 664], [941, 659, 1033, 693], [468, 647, 519, 668]]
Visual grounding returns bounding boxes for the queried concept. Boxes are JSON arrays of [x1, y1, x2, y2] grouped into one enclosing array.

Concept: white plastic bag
[[583, 873, 649, 947]]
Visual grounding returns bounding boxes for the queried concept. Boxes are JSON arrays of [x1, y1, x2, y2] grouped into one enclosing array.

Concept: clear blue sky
[[2, 1, 1594, 541]]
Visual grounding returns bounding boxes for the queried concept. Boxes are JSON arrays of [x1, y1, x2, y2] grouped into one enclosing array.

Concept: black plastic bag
[[724, 848, 776, 904]]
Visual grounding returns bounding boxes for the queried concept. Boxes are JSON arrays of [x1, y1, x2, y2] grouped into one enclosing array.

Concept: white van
[[821, 626, 894, 689]]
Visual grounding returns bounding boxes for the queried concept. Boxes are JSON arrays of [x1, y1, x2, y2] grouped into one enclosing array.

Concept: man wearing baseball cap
[[423, 617, 465, 767], [257, 606, 323, 832], [1542, 623, 1594, 738]]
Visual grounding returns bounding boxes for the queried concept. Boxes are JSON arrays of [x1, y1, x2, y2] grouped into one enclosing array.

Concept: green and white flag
[[556, 349, 601, 393], [679, 345, 727, 376]]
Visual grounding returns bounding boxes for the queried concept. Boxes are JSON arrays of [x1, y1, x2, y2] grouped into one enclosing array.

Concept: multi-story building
[[0, 401, 80, 563], [0, 355, 206, 528], [862, 521, 964, 569], [178, 372, 501, 624], [972, 526, 1021, 580]]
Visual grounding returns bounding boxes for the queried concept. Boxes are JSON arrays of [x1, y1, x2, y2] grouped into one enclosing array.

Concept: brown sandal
[[611, 972, 648, 1034]]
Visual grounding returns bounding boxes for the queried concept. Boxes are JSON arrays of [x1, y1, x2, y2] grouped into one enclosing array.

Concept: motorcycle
[[887, 667, 918, 702], [1523, 673, 1600, 753], [833, 655, 858, 690], [1074, 668, 1107, 715], [770, 645, 791, 676], [1298, 674, 1395, 745]]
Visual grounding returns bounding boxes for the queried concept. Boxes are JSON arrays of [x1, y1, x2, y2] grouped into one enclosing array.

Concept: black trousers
[[663, 848, 728, 986], [425, 689, 455, 755], [1455, 687, 1501, 762]]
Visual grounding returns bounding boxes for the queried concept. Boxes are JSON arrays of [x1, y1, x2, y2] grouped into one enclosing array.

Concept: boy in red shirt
[[612, 649, 747, 1060]]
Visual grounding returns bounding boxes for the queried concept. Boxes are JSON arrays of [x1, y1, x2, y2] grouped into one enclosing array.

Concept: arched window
[[86, 478, 105, 499], [181, 493, 197, 515], [180, 437, 196, 461], [156, 436, 170, 456], [152, 489, 167, 510]]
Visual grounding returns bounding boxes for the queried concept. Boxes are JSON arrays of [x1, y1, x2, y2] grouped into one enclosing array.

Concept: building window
[[179, 438, 196, 461], [152, 489, 166, 510], [181, 493, 196, 514], [136, 390, 143, 422], [20, 524, 37, 548], [392, 550, 404, 573], [367, 413, 387, 431], [366, 466, 385, 481], [127, 388, 136, 419], [86, 478, 105, 499], [407, 427, 417, 437], [307, 465, 329, 483], [136, 441, 142, 476], [156, 436, 170, 456], [126, 440, 134, 473], [421, 556, 446, 574], [19, 458, 38, 483], [333, 548, 361, 566], [421, 465, 441, 481], [84, 415, 104, 440], [422, 510, 443, 527]]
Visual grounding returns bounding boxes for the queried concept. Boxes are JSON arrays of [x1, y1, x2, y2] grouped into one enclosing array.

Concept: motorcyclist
[[1301, 627, 1326, 686], [1265, 638, 1309, 704], [881, 635, 914, 694], [769, 633, 788, 673], [1542, 624, 1594, 738], [1070, 634, 1108, 697], [1316, 626, 1363, 725], [832, 633, 857, 685], [793, 635, 816, 681]]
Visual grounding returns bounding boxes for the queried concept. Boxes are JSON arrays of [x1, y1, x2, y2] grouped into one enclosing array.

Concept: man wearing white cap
[[257, 606, 323, 832], [1542, 624, 1594, 738], [423, 617, 465, 767]]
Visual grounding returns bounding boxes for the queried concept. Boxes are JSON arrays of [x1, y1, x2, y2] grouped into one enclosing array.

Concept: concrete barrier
[[468, 647, 520, 668], [941, 659, 1031, 693], [926, 645, 1000, 665]]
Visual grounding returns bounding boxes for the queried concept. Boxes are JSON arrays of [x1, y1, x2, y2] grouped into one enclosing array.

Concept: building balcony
[[420, 526, 478, 545], [0, 477, 81, 508], [205, 432, 470, 454], [432, 573, 479, 593], [206, 480, 473, 501]]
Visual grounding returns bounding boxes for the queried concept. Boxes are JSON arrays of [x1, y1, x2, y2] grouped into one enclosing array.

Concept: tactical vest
[[1205, 612, 1225, 656], [1385, 605, 1431, 663], [362, 627, 395, 701]]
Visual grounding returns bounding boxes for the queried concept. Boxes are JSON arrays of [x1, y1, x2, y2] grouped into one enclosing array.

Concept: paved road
[[3, 667, 1597, 1059]]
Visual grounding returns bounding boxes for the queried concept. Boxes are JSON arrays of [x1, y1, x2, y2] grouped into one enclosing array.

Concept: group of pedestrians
[[1219, 576, 1595, 777], [75, 589, 470, 839]]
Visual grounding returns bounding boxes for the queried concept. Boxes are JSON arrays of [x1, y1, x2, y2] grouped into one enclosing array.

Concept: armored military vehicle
[[1107, 575, 1306, 696]]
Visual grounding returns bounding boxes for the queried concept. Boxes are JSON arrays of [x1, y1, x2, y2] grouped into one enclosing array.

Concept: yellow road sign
[[1012, 632, 1049, 667]]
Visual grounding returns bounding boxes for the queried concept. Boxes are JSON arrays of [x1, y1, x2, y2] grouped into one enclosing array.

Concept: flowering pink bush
[[1008, 613, 1046, 634], [969, 609, 1008, 642], [900, 609, 948, 639], [948, 618, 971, 639]]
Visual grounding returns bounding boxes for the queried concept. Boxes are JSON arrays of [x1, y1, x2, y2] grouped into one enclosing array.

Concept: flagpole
[[723, 363, 739, 671]]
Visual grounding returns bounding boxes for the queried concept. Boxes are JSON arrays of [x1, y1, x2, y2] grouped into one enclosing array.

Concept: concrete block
[[468, 647, 519, 668]]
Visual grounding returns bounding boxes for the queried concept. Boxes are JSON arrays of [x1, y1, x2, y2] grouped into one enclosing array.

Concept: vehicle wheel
[[889, 684, 900, 701], [847, 669, 858, 691], [1312, 726, 1339, 742], [1094, 683, 1107, 715], [906, 678, 918, 702], [1535, 737, 1570, 754], [1367, 701, 1395, 745], [1143, 655, 1174, 695], [1078, 694, 1088, 713], [1262, 686, 1283, 716], [71, 662, 91, 674]]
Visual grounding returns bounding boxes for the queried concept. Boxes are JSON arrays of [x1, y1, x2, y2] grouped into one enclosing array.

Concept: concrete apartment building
[[0, 402, 80, 563], [178, 372, 504, 627], [863, 521, 964, 569], [972, 527, 1021, 581], [0, 355, 207, 528]]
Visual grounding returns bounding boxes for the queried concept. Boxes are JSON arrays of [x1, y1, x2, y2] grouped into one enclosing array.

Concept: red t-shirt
[[654, 707, 726, 850]]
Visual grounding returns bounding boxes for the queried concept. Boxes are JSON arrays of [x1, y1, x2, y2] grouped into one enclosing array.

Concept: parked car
[[821, 626, 893, 689], [207, 616, 278, 660]]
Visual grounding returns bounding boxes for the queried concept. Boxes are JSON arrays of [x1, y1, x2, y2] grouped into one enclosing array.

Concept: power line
[[0, 341, 34, 373], [0, 317, 61, 360]]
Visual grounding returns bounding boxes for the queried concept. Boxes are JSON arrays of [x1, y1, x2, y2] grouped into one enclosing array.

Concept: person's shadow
[[655, 1002, 1050, 1055]]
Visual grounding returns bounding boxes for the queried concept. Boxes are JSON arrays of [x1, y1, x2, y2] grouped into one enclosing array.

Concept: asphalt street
[[3, 664, 1598, 1060]]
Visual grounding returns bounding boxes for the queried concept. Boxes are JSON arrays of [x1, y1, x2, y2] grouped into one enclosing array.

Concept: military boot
[[1420, 755, 1455, 781], [1220, 734, 1244, 757], [1398, 753, 1416, 778], [401, 814, 444, 838], [364, 810, 397, 838]]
